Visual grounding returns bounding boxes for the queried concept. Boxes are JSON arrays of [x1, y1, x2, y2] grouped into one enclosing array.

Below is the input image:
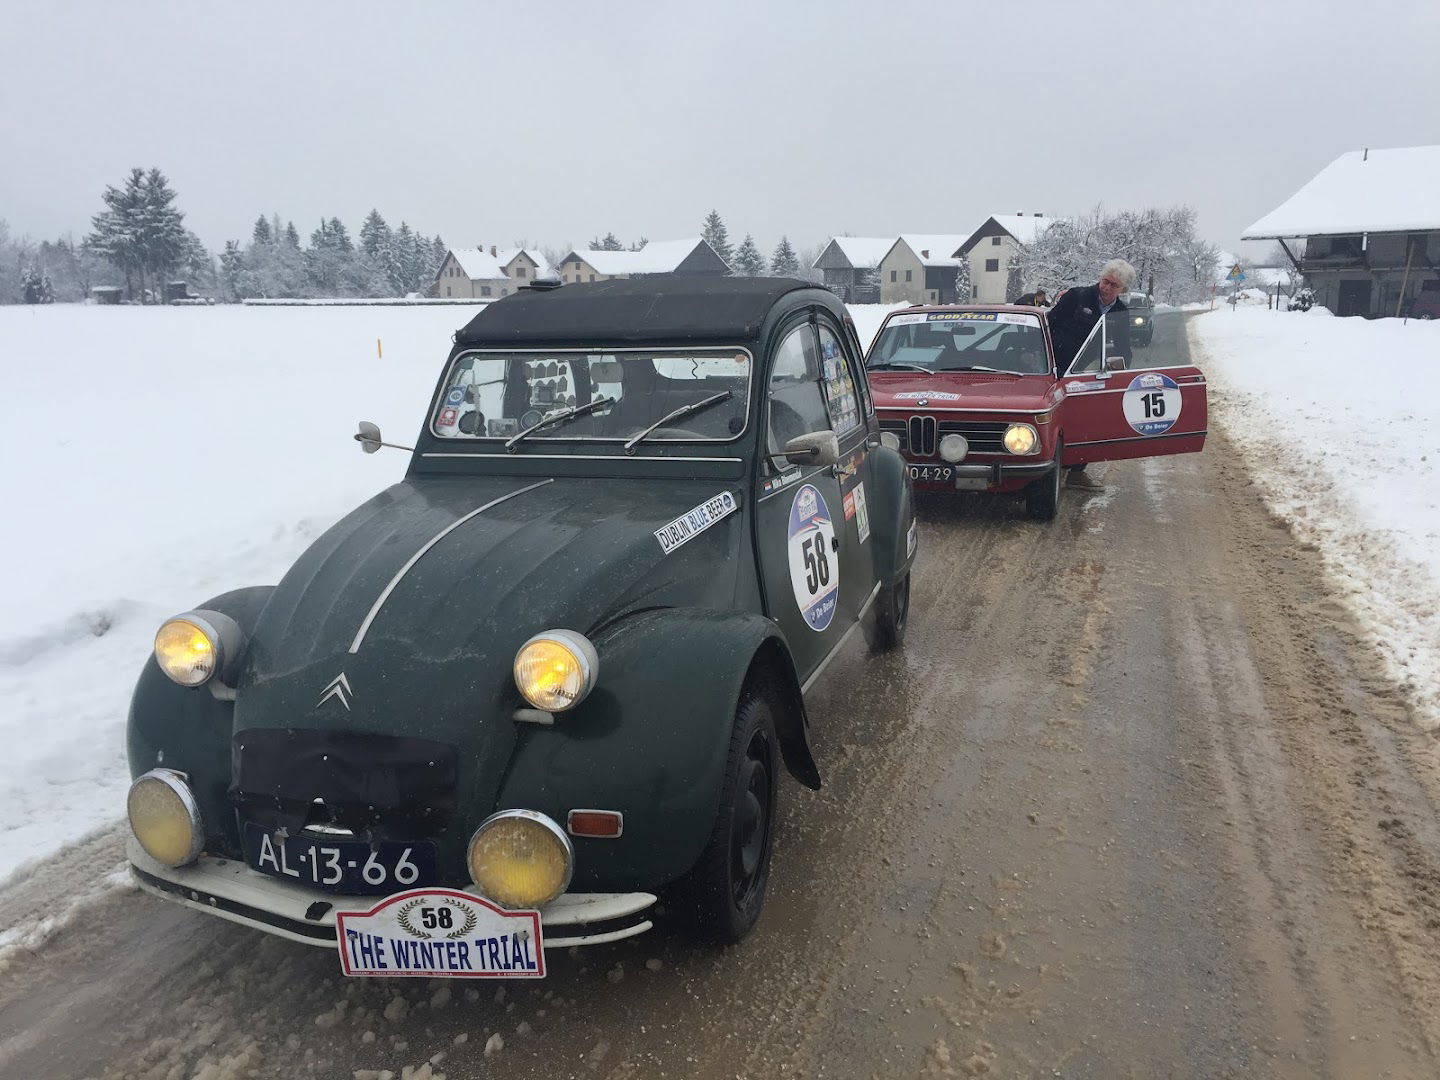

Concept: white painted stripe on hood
[[348, 478, 554, 654]]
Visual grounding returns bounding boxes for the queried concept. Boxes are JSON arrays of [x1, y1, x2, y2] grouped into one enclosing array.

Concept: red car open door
[[1057, 311, 1208, 467]]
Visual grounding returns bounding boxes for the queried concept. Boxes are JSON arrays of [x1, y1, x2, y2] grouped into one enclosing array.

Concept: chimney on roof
[[921, 249, 930, 259], [1035, 212, 1043, 217], [1363, 147, 1369, 161], [491, 245, 497, 256]]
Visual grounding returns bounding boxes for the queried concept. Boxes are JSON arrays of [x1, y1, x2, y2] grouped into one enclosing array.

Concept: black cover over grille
[[231, 728, 458, 840]]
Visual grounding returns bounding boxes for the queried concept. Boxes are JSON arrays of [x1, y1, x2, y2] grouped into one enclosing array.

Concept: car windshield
[[431, 348, 752, 443], [868, 311, 1050, 375], [1125, 293, 1152, 309]]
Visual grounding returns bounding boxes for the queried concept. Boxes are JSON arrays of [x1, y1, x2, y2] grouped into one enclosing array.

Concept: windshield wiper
[[866, 361, 932, 372], [623, 391, 732, 451], [504, 395, 616, 452], [941, 364, 1023, 375]]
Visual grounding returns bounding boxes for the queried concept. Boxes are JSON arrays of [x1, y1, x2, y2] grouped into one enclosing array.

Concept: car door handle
[[831, 536, 840, 552]]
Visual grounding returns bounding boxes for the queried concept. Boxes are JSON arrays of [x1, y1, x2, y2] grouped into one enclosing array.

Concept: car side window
[[767, 323, 832, 457], [816, 323, 863, 439]]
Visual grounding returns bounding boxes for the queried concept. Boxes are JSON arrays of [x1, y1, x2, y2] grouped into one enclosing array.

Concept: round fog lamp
[[938, 434, 969, 463], [1133, 316, 1144, 326], [1003, 424, 1039, 456], [128, 769, 204, 867], [467, 810, 573, 909], [154, 616, 220, 687], [514, 630, 597, 712], [879, 431, 901, 451]]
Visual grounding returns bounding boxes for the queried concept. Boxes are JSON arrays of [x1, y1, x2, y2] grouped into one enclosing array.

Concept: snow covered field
[[1, 299, 1435, 911], [1191, 306, 1440, 727]]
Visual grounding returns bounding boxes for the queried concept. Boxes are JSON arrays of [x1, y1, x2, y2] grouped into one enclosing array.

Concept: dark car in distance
[[125, 276, 916, 974]]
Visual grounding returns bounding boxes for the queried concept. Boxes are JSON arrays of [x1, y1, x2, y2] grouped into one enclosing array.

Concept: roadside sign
[[1227, 264, 1246, 282]]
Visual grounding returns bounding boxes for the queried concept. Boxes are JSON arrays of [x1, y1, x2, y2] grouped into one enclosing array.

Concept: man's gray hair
[[1102, 258, 1137, 288]]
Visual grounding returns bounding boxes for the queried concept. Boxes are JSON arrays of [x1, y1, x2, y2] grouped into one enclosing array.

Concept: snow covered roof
[[496, 248, 553, 278], [892, 234, 971, 268], [984, 214, 1050, 246], [1243, 146, 1440, 239], [818, 237, 895, 269], [449, 248, 508, 280], [567, 238, 716, 275]]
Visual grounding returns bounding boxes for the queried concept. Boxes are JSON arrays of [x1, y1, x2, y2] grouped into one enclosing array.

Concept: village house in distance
[[1243, 144, 1440, 318], [877, 234, 971, 304], [434, 246, 552, 299], [556, 238, 728, 283], [810, 237, 894, 302], [955, 214, 1049, 303]]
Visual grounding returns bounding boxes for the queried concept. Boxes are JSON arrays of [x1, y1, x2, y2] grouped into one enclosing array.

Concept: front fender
[[126, 586, 274, 858], [496, 607, 812, 891], [864, 445, 917, 584]]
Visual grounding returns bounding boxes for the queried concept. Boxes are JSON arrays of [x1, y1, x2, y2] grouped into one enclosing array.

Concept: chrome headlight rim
[[153, 609, 244, 688], [128, 768, 205, 867], [1003, 423, 1041, 456], [879, 430, 901, 451], [938, 433, 969, 463], [467, 808, 575, 909], [512, 628, 598, 712]]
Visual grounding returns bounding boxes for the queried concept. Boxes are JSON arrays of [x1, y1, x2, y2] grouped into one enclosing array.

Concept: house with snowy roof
[[878, 234, 973, 305], [435, 246, 552, 299], [810, 237, 894, 302], [1242, 145, 1440, 318], [954, 214, 1051, 303], [556, 238, 729, 284]]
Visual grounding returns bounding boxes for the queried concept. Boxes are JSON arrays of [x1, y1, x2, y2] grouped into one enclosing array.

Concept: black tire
[[871, 571, 910, 650], [1026, 442, 1063, 521], [674, 677, 780, 944]]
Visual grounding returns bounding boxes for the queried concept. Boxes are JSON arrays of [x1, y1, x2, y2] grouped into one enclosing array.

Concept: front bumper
[[128, 838, 656, 950], [909, 458, 1055, 491]]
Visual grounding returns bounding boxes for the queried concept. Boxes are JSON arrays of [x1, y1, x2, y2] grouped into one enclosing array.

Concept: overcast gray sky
[[3, 0, 1438, 260]]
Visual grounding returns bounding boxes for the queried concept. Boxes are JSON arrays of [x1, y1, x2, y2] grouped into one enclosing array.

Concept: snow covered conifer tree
[[702, 211, 734, 269], [284, 222, 300, 248], [252, 215, 273, 246], [770, 236, 799, 276], [954, 255, 972, 302], [734, 234, 765, 276], [360, 210, 390, 258]]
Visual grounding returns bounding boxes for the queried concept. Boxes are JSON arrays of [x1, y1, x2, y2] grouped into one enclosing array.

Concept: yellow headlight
[[1134, 316, 1144, 326], [128, 770, 204, 867], [467, 811, 573, 909], [513, 630, 597, 712], [1003, 423, 1039, 455], [154, 618, 217, 687]]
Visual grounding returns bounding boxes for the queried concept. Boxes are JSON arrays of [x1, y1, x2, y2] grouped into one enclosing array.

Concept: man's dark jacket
[[1046, 284, 1130, 372]]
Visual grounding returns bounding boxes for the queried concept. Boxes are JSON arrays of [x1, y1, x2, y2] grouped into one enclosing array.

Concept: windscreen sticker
[[788, 484, 839, 632], [438, 407, 459, 427], [445, 387, 466, 407], [930, 312, 996, 322], [654, 492, 737, 554], [854, 482, 871, 544], [1122, 372, 1182, 436], [893, 390, 962, 401], [997, 312, 1042, 326], [886, 313, 928, 326]]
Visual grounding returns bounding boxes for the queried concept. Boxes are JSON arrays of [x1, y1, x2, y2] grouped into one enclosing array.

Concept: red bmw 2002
[[864, 305, 1207, 519]]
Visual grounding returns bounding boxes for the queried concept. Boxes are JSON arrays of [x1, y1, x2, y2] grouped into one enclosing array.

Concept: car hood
[[230, 474, 745, 830], [869, 372, 1058, 413]]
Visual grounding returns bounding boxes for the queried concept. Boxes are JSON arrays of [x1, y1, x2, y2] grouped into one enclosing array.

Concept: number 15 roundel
[[1122, 372, 1182, 436], [788, 484, 840, 632]]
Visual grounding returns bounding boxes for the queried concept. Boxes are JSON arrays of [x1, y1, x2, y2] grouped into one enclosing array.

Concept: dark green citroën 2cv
[[125, 274, 917, 967]]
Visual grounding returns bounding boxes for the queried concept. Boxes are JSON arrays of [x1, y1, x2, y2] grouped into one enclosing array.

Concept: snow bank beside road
[[1193, 308, 1440, 727]]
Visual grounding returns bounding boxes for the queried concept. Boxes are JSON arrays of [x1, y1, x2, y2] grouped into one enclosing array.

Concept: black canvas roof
[[454, 275, 829, 347]]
